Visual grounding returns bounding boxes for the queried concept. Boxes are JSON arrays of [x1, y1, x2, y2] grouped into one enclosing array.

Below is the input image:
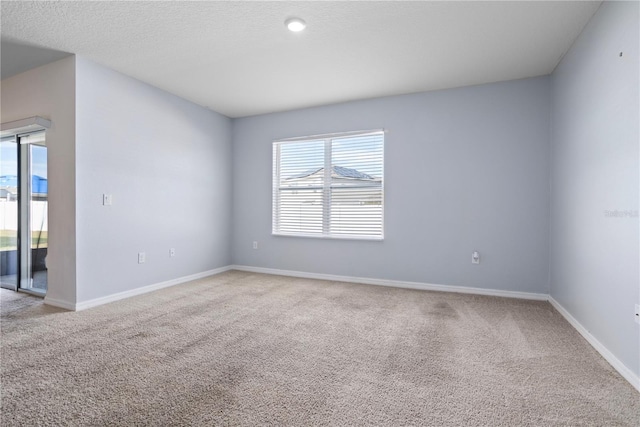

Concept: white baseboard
[[43, 296, 76, 311], [549, 296, 640, 393], [69, 266, 233, 311], [230, 265, 548, 301]]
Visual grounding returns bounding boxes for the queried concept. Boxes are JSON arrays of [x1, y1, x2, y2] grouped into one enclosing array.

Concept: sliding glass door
[[0, 132, 48, 295]]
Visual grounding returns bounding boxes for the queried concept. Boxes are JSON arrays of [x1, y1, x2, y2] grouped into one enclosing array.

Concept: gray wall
[[550, 1, 639, 378], [75, 57, 232, 302], [0, 56, 77, 306], [232, 77, 551, 293]]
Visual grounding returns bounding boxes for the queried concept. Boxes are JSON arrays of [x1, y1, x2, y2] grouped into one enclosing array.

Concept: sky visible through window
[[0, 141, 47, 178], [279, 135, 383, 180], [31, 145, 47, 178], [0, 142, 18, 177]]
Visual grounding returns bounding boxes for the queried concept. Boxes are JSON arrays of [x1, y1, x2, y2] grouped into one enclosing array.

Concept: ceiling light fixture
[[285, 17, 306, 32]]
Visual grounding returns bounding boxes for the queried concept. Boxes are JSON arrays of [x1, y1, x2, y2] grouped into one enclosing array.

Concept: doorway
[[0, 131, 48, 295]]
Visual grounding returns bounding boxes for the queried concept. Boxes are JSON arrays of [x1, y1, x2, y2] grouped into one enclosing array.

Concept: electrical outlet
[[138, 252, 146, 264], [170, 248, 176, 257], [472, 251, 480, 264], [253, 241, 258, 250], [102, 193, 112, 206], [635, 304, 640, 325]]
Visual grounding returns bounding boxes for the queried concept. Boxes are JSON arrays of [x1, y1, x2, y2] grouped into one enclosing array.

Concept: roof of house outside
[[0, 175, 47, 194], [287, 166, 375, 181]]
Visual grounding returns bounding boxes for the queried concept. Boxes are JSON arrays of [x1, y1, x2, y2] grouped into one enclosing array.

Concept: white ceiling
[[1, 1, 601, 118]]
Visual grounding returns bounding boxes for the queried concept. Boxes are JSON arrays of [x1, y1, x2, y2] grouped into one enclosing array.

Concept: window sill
[[272, 232, 384, 241]]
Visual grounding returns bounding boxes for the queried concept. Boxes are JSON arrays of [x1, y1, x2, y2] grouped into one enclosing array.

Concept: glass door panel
[[0, 138, 19, 290], [19, 133, 47, 294], [29, 143, 48, 292]]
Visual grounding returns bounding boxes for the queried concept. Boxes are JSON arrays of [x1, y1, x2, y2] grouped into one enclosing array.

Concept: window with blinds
[[273, 130, 384, 240]]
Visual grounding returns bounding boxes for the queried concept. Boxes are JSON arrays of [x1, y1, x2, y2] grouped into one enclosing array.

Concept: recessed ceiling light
[[285, 18, 306, 32]]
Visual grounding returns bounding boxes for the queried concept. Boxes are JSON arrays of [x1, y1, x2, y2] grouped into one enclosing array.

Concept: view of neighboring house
[[277, 165, 383, 236], [285, 165, 381, 188]]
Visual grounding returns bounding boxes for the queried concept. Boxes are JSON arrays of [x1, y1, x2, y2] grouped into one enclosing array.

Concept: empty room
[[1, 1, 638, 425]]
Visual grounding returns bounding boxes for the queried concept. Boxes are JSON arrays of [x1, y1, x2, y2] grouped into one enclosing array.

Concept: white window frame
[[272, 129, 385, 241]]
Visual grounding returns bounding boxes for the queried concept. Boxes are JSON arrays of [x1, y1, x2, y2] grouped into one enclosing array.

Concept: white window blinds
[[273, 130, 384, 240]]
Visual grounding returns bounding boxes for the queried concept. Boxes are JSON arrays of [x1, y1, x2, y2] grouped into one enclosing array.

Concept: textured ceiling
[[1, 1, 601, 118]]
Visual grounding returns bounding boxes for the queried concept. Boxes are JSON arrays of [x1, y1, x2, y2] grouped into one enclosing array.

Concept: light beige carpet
[[1, 271, 638, 426]]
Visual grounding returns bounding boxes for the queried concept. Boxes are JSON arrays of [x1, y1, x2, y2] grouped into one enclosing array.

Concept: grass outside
[[0, 229, 48, 251]]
